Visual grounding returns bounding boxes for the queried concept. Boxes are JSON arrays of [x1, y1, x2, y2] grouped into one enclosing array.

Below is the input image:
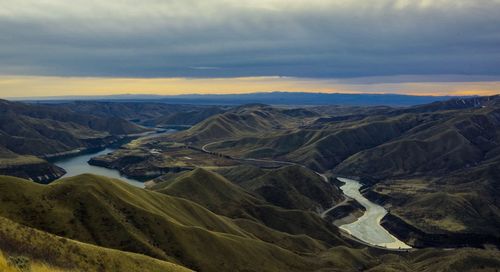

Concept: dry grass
[[0, 251, 69, 272]]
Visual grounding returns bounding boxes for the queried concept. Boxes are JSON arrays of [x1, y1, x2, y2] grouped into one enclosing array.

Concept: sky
[[0, 0, 499, 97]]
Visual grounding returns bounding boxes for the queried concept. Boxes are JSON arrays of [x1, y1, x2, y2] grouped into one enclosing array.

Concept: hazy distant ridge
[[15, 92, 459, 106]]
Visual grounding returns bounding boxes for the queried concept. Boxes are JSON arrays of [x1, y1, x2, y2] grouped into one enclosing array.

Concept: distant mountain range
[[13, 92, 461, 106]]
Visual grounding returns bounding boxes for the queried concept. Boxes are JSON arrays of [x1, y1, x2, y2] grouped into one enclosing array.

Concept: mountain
[[46, 101, 226, 127], [0, 99, 147, 182], [157, 95, 500, 248], [170, 104, 306, 144], [334, 104, 500, 179], [0, 99, 146, 157], [207, 109, 421, 172]]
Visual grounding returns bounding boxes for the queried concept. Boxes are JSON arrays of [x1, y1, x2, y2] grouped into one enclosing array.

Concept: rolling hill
[[155, 95, 500, 248], [1, 174, 499, 271], [0, 174, 350, 271], [170, 104, 316, 144], [150, 168, 347, 247], [47, 101, 226, 127], [0, 215, 189, 272], [216, 165, 342, 211], [0, 99, 147, 182]]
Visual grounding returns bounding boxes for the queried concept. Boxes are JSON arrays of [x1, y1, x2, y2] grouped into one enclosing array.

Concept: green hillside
[[334, 106, 500, 179], [0, 215, 190, 272], [0, 174, 348, 271], [151, 168, 347, 248], [217, 165, 343, 211], [171, 104, 315, 144], [1, 174, 499, 271]]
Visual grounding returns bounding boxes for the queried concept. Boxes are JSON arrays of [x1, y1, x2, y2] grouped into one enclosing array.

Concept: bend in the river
[[53, 148, 144, 187], [337, 177, 411, 249], [187, 140, 412, 250], [52, 129, 177, 188]]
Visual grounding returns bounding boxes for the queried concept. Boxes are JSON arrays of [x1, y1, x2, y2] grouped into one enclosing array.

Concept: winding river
[[52, 147, 144, 187], [337, 177, 411, 249], [52, 129, 177, 188]]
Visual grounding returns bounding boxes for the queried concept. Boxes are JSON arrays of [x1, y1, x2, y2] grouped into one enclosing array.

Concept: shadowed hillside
[[48, 101, 227, 127], [216, 165, 343, 211], [0, 100, 148, 182]]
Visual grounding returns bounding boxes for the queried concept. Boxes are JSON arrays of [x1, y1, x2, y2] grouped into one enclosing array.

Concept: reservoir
[[337, 177, 411, 249], [52, 129, 177, 188], [52, 147, 144, 187]]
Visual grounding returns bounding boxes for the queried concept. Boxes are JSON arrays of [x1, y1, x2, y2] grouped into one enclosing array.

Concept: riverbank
[[51, 129, 179, 187], [336, 177, 411, 250], [53, 148, 145, 187]]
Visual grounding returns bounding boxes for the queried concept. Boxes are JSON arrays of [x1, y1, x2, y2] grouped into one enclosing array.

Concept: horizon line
[[3, 91, 471, 101]]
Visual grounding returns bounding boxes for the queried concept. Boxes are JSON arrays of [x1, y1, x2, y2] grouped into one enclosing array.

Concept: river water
[[52, 147, 144, 187], [337, 177, 411, 249], [52, 129, 177, 188]]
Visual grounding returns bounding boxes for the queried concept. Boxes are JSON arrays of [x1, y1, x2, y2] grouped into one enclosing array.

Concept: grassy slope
[[332, 106, 500, 239], [216, 165, 343, 211], [0, 216, 190, 272], [152, 168, 348, 249], [0, 174, 344, 272], [1, 251, 69, 272], [208, 113, 422, 172], [171, 104, 308, 144], [334, 107, 500, 179]]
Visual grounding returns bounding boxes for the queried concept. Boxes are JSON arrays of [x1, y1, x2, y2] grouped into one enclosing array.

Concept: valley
[[0, 97, 499, 271]]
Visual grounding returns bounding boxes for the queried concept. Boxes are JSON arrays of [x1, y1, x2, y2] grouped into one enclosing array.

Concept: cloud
[[0, 0, 499, 79]]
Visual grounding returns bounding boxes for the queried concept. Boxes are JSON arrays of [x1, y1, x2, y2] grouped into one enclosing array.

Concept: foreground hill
[[0, 174, 349, 271], [0, 174, 499, 271], [0, 215, 189, 272]]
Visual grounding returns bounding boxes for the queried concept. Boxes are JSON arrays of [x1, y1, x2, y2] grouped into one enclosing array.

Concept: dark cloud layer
[[0, 0, 499, 79]]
